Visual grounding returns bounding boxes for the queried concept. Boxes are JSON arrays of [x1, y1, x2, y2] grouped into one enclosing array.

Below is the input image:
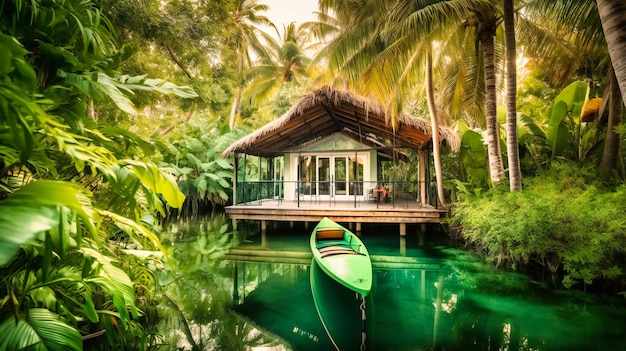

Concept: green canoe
[[310, 217, 372, 297]]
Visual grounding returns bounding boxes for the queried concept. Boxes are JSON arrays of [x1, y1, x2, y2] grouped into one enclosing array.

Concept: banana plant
[[459, 129, 489, 190], [546, 80, 602, 162], [160, 118, 235, 217]]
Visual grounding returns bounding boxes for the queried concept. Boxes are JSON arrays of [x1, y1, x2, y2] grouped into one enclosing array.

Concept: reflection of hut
[[221, 86, 459, 231]]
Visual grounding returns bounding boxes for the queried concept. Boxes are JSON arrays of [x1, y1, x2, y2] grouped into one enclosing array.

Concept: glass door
[[334, 157, 347, 196], [295, 153, 368, 201], [318, 157, 330, 196], [349, 155, 364, 196]]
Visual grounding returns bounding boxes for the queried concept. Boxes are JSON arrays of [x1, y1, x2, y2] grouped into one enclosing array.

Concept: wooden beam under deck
[[225, 200, 447, 225]]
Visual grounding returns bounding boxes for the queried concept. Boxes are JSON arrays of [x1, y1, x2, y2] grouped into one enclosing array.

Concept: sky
[[262, 0, 319, 27]]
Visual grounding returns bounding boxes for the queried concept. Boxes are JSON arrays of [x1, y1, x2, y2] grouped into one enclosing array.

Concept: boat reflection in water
[[310, 259, 368, 350], [227, 232, 446, 350]]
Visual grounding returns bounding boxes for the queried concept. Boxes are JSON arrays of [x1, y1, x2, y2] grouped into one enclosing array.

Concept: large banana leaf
[[459, 130, 489, 188], [0, 308, 82, 351], [547, 101, 571, 157], [546, 81, 589, 157], [0, 180, 94, 266], [460, 129, 487, 168]]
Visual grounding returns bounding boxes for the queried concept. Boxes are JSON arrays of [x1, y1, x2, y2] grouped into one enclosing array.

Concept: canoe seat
[[316, 240, 349, 249], [316, 228, 345, 241], [320, 248, 357, 258], [319, 245, 352, 253]]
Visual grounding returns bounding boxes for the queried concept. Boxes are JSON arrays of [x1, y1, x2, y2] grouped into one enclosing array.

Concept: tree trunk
[[597, 0, 626, 108], [425, 49, 447, 207], [481, 27, 506, 184], [504, 0, 521, 191], [165, 44, 193, 79], [162, 295, 201, 351], [229, 87, 242, 130], [600, 66, 623, 179], [229, 53, 245, 130]]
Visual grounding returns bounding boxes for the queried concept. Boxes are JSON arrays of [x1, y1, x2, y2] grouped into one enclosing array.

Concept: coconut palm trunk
[[597, 0, 626, 108], [426, 49, 447, 207], [230, 45, 245, 130], [481, 25, 506, 184], [504, 0, 521, 191], [600, 66, 624, 179]]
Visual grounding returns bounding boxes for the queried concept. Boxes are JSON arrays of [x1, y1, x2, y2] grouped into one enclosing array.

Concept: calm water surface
[[166, 218, 626, 351]]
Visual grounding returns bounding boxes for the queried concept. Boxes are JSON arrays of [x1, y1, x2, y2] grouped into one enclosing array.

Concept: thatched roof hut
[[222, 85, 459, 158]]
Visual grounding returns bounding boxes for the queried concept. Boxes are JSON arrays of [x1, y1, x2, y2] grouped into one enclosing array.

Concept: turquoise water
[[162, 219, 626, 350]]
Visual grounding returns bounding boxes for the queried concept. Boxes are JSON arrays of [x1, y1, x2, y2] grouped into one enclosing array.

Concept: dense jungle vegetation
[[1, 0, 626, 349]]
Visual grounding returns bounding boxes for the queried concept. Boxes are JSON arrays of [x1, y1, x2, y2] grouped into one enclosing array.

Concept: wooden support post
[[399, 236, 406, 256], [232, 218, 237, 230], [261, 220, 267, 233], [399, 223, 407, 236], [261, 231, 267, 248], [304, 221, 309, 230], [233, 154, 239, 205], [356, 222, 362, 233], [290, 221, 294, 230]]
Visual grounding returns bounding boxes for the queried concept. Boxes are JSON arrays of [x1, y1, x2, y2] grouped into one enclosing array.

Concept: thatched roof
[[222, 85, 459, 158]]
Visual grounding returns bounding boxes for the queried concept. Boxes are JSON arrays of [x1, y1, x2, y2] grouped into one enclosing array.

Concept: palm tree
[[599, 67, 624, 179], [244, 22, 312, 104], [316, 0, 514, 203], [229, 0, 274, 130], [504, 0, 521, 191], [426, 48, 448, 206], [595, 0, 626, 178], [597, 0, 626, 108], [313, 1, 462, 204], [463, 1, 507, 185]]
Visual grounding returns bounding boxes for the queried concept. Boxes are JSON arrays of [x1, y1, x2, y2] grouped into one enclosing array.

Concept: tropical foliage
[[159, 117, 247, 218], [0, 0, 194, 349], [449, 161, 626, 290], [2, 0, 626, 349]]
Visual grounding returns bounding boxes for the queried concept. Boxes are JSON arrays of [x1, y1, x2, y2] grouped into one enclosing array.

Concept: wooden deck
[[225, 198, 448, 225]]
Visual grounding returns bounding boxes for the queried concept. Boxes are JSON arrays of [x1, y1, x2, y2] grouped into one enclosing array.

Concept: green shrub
[[448, 161, 626, 289]]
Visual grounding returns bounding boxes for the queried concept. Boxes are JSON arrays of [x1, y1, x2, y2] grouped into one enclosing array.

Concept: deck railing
[[235, 180, 440, 208]]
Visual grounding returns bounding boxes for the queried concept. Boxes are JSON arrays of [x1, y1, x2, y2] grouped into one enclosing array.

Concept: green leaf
[[0, 308, 82, 351], [547, 101, 570, 157], [519, 114, 546, 138], [95, 72, 137, 115], [120, 75, 199, 98], [554, 80, 589, 118], [460, 130, 486, 168], [547, 81, 589, 157], [96, 209, 165, 255], [196, 178, 208, 197], [83, 293, 100, 323], [122, 160, 185, 209], [0, 181, 95, 266], [81, 246, 138, 319]]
